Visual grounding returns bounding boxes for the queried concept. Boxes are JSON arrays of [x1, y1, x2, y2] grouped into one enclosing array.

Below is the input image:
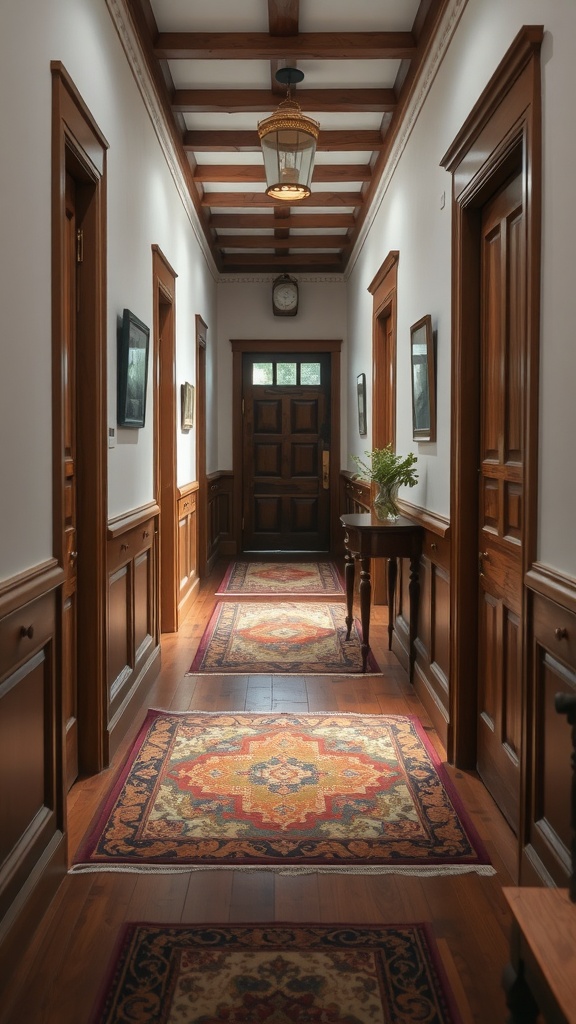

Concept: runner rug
[[188, 601, 380, 675], [93, 922, 463, 1024], [72, 711, 493, 875], [216, 560, 345, 597]]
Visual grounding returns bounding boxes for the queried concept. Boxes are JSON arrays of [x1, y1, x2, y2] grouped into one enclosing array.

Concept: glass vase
[[373, 481, 400, 521]]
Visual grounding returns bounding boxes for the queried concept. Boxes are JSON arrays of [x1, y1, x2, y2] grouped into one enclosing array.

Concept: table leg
[[408, 554, 420, 682], [359, 557, 371, 673], [344, 552, 355, 640], [387, 557, 397, 651]]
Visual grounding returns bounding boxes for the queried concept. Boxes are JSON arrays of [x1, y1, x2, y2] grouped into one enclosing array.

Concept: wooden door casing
[[242, 353, 331, 552], [476, 173, 525, 832]]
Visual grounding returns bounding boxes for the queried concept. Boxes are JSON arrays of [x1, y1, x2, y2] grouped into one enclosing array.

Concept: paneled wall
[[0, 564, 65, 973], [522, 566, 576, 887], [177, 483, 200, 628], [207, 471, 235, 571], [106, 505, 160, 759]]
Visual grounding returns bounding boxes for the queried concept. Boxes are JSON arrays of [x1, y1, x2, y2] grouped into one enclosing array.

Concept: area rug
[[92, 921, 463, 1024], [188, 601, 379, 675], [72, 711, 493, 875], [216, 560, 345, 597]]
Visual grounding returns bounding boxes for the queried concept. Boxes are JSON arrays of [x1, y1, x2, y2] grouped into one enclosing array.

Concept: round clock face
[[273, 277, 298, 314]]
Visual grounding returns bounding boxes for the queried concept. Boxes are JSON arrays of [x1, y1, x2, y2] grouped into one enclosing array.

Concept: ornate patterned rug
[[188, 601, 380, 675], [216, 560, 345, 597], [72, 711, 493, 875], [93, 922, 463, 1024]]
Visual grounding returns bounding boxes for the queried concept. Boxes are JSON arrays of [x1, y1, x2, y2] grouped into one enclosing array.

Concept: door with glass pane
[[242, 353, 331, 551]]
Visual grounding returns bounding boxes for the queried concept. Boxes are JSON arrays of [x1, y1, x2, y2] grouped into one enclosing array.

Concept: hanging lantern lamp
[[258, 68, 320, 202]]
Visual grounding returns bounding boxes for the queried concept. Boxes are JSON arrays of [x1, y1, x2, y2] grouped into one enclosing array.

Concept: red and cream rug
[[93, 921, 464, 1024], [188, 601, 379, 674], [216, 560, 345, 597], [73, 710, 493, 875]]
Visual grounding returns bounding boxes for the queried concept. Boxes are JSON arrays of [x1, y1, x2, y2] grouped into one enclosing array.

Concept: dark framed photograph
[[357, 373, 367, 435], [181, 381, 195, 431], [410, 315, 436, 442], [117, 309, 150, 428]]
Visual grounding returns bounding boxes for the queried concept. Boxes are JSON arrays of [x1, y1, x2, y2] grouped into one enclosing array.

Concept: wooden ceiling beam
[[209, 213, 356, 229], [220, 251, 344, 266], [268, 0, 299, 36], [155, 32, 416, 60], [215, 235, 350, 249], [194, 164, 372, 183], [172, 88, 397, 114], [184, 130, 384, 152], [203, 191, 363, 208]]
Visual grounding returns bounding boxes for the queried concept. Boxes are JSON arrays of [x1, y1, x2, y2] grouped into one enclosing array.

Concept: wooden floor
[[2, 558, 520, 1024]]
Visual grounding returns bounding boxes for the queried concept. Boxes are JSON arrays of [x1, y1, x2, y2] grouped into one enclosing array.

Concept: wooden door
[[476, 172, 525, 832], [63, 172, 79, 789], [242, 353, 331, 552]]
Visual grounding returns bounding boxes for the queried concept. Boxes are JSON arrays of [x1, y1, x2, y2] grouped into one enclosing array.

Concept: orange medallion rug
[[188, 601, 379, 674], [73, 711, 493, 875], [93, 922, 464, 1024]]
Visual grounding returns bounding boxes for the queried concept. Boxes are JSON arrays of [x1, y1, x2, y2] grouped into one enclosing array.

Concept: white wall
[[0, 0, 217, 580], [215, 277, 347, 470], [346, 0, 576, 575]]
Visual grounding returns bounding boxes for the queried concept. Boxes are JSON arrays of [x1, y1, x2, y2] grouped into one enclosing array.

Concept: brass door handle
[[322, 451, 330, 489]]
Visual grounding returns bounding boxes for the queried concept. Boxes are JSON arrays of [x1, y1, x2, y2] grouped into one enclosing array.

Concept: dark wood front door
[[476, 172, 525, 832], [242, 353, 331, 552]]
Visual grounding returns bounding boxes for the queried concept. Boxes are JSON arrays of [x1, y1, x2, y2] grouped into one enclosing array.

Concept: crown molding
[[106, 0, 220, 283], [218, 274, 345, 285]]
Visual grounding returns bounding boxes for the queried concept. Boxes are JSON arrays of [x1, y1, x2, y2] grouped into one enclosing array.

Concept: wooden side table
[[340, 513, 423, 677]]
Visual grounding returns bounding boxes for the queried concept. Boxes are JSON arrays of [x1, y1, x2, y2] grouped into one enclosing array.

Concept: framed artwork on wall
[[117, 308, 150, 428], [181, 381, 195, 431], [357, 373, 367, 435], [410, 315, 436, 442]]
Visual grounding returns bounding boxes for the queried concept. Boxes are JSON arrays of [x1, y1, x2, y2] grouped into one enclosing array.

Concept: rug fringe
[[69, 863, 495, 876]]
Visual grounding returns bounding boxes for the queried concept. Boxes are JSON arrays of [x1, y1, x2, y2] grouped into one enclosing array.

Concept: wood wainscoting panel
[[106, 506, 160, 760], [394, 505, 451, 747], [207, 472, 235, 571], [522, 565, 576, 887], [177, 482, 199, 627], [0, 572, 66, 981]]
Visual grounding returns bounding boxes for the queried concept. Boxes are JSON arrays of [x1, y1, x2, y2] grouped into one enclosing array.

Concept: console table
[[340, 513, 423, 677]]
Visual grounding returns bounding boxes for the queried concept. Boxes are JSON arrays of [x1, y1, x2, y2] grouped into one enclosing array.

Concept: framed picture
[[410, 315, 436, 442], [181, 381, 195, 431], [117, 309, 150, 428], [357, 373, 367, 435]]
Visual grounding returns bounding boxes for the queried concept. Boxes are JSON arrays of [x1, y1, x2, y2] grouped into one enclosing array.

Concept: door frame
[[369, 251, 399, 602], [441, 27, 543, 774], [152, 245, 178, 633], [51, 63, 108, 775], [195, 316, 208, 578], [230, 339, 342, 555]]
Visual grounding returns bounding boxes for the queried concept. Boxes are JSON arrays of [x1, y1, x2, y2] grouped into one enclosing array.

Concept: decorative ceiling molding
[[106, 0, 220, 282]]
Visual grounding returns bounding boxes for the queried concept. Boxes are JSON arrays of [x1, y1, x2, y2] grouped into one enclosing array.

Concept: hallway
[[2, 558, 517, 1023]]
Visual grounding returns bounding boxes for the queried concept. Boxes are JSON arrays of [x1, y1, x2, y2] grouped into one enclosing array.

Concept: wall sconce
[[258, 68, 320, 202]]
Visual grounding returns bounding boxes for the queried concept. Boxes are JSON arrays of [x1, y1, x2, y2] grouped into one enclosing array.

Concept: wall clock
[[272, 274, 299, 316]]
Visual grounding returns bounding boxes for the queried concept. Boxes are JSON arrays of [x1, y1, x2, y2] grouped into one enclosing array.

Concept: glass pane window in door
[[252, 362, 273, 385], [277, 362, 297, 385], [300, 362, 321, 385]]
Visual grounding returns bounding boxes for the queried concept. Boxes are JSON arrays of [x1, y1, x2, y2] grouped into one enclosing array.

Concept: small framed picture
[[181, 381, 195, 431], [410, 315, 436, 442], [357, 373, 367, 435], [117, 309, 150, 428]]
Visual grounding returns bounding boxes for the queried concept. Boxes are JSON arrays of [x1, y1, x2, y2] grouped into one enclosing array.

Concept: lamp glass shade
[[258, 101, 319, 202]]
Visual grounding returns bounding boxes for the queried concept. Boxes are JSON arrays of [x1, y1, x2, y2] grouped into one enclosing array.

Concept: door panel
[[477, 172, 525, 832], [243, 354, 330, 551]]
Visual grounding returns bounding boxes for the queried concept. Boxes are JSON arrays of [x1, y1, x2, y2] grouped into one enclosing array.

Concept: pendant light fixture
[[258, 68, 320, 202]]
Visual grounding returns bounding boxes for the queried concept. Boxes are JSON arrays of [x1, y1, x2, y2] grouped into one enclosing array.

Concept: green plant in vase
[[351, 445, 418, 520]]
